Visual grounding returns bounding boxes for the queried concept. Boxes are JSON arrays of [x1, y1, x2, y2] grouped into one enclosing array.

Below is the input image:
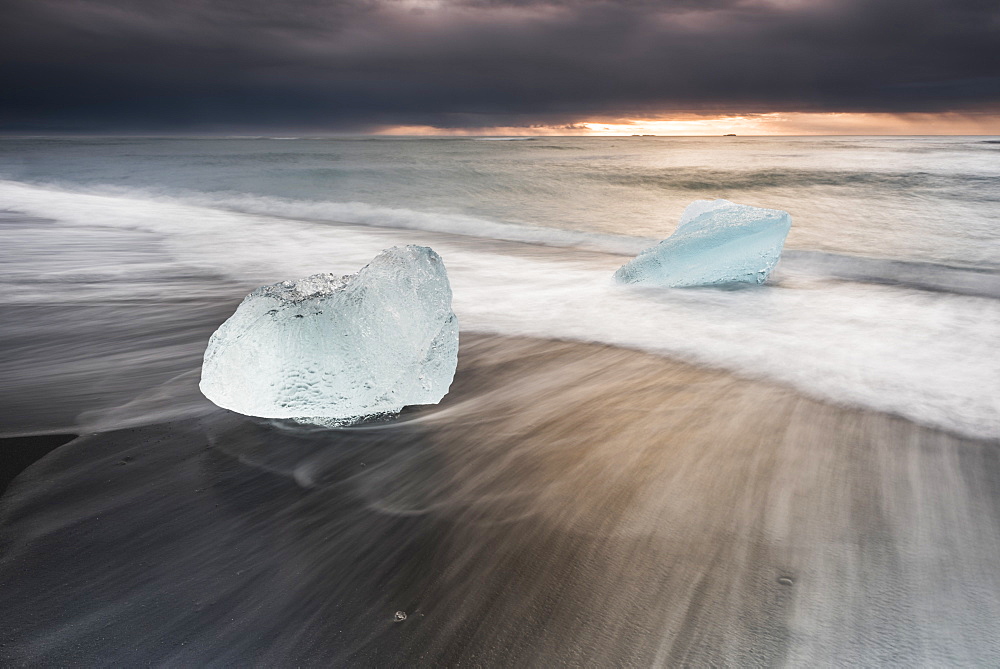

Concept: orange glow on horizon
[[376, 112, 1000, 136]]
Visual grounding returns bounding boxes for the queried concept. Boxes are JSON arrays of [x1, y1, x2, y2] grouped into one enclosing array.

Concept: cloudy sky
[[2, 0, 999, 134]]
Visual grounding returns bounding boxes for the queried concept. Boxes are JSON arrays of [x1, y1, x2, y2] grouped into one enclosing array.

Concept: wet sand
[[2, 331, 999, 666]]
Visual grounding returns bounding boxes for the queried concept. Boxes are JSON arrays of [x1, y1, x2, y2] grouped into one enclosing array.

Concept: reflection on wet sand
[[2, 334, 999, 665]]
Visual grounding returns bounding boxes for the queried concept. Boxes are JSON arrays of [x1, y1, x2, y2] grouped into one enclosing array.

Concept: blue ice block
[[200, 245, 458, 425], [614, 199, 792, 287]]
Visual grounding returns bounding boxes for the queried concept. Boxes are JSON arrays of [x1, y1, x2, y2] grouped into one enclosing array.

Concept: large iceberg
[[200, 246, 459, 425], [614, 199, 792, 287]]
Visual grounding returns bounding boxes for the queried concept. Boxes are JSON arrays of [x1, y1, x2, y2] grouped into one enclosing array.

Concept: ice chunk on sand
[[614, 199, 792, 287], [200, 245, 458, 425]]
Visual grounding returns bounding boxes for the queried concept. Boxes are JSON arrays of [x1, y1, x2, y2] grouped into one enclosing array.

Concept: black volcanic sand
[[2, 332, 1000, 666], [0, 434, 77, 497]]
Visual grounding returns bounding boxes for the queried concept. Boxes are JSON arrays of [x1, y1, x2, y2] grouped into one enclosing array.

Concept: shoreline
[[2, 208, 997, 441]]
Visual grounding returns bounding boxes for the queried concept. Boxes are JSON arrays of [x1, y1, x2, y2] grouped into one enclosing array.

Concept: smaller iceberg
[[200, 245, 458, 426], [614, 199, 792, 287]]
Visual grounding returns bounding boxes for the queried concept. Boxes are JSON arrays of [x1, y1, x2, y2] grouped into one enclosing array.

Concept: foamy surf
[[1, 178, 998, 439]]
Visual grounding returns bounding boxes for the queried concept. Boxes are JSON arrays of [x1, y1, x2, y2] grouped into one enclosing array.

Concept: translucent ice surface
[[200, 246, 458, 425], [614, 200, 792, 287]]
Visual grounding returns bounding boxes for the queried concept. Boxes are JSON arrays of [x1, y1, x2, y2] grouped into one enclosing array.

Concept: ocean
[[1, 135, 998, 437], [2, 136, 1000, 665]]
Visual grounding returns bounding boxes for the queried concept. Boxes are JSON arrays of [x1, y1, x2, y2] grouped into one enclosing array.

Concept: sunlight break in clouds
[[377, 112, 1000, 136]]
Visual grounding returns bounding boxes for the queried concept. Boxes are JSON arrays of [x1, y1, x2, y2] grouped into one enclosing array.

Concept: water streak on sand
[[2, 335, 999, 665]]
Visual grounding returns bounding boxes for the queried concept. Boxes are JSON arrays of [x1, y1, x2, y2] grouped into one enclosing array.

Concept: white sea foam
[[1, 180, 654, 256], [187, 191, 655, 255], [2, 179, 998, 439]]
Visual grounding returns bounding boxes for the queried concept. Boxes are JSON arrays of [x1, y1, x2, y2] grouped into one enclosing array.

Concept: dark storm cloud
[[1, 0, 998, 131]]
